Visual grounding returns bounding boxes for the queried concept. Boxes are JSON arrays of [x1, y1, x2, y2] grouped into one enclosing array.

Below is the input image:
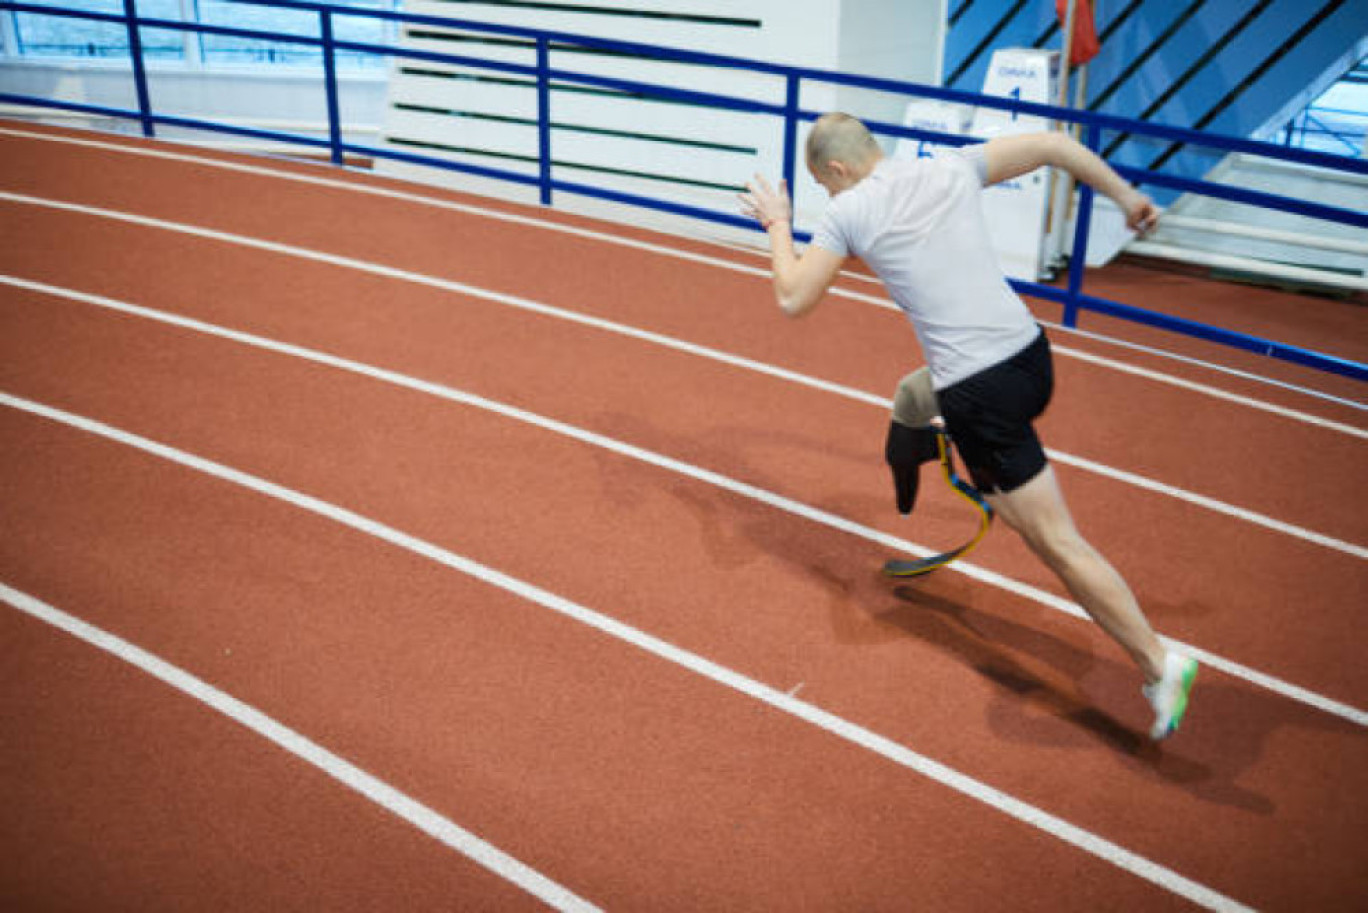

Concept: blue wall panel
[[948, 0, 1367, 204], [944, 0, 1052, 90], [1085, 0, 1190, 102]]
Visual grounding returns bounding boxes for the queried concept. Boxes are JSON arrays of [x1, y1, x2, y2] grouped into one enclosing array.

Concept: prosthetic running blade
[[883, 430, 993, 578]]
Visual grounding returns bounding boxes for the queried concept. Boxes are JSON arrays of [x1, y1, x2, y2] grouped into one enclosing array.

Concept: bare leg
[[985, 466, 1165, 683]]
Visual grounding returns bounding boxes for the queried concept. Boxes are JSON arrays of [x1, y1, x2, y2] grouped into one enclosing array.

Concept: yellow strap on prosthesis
[[882, 429, 994, 578]]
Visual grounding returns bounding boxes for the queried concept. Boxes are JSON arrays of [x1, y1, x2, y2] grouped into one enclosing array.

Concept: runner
[[740, 113, 1196, 740]]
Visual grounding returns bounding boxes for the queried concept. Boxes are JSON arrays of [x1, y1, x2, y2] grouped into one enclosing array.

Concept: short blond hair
[[806, 112, 882, 172]]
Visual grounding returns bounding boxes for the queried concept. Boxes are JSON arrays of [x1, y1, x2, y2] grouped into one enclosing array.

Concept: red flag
[[1056, 0, 1101, 66]]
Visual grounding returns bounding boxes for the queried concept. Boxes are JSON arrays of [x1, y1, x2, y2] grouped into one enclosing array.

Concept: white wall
[[377, 0, 946, 244], [1, 2, 951, 246], [0, 58, 385, 150]]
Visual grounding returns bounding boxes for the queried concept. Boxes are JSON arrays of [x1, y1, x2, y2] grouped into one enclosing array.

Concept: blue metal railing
[[1285, 106, 1368, 156], [1, 0, 1365, 383]]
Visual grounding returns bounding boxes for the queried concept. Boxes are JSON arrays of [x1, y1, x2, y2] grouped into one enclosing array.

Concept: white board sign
[[893, 100, 972, 161], [970, 48, 1058, 280]]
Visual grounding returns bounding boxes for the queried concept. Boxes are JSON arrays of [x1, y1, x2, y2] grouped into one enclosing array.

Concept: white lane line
[[1045, 341, 1367, 436], [815, 280, 1368, 436], [747, 255, 1368, 415], [1044, 448, 1366, 559], [0, 297, 1362, 728], [0, 405, 1253, 913], [3, 214, 1363, 561], [0, 581, 599, 912], [1, 124, 1362, 421], [6, 271, 1364, 565], [0, 194, 890, 412], [1039, 322, 1367, 413]]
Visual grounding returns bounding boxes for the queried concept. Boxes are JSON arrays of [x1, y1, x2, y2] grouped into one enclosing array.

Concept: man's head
[[806, 113, 883, 196]]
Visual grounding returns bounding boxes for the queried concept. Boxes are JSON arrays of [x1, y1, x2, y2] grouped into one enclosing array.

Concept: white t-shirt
[[810, 145, 1039, 390]]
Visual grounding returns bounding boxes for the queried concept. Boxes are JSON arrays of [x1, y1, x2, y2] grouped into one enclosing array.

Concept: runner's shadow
[[585, 413, 1358, 816], [881, 583, 1147, 754], [883, 585, 1368, 817], [594, 416, 1166, 754], [1132, 668, 1367, 815]]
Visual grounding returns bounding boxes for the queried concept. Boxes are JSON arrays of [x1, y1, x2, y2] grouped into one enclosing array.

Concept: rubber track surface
[[2, 123, 1366, 911]]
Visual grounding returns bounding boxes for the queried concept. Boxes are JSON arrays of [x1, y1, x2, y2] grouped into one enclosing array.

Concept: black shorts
[[936, 329, 1053, 494]]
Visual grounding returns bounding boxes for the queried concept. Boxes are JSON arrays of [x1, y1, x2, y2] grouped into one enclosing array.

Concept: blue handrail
[[1299, 112, 1364, 157], [1, 0, 1364, 383]]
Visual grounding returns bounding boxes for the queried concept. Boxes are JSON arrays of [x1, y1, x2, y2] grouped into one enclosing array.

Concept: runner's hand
[[1119, 190, 1159, 235], [739, 175, 792, 229]]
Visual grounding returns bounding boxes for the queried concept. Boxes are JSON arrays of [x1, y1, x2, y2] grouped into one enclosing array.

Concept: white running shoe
[[1143, 651, 1198, 740]]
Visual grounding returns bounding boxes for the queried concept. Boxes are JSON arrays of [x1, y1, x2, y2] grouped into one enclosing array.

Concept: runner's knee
[[892, 367, 938, 427]]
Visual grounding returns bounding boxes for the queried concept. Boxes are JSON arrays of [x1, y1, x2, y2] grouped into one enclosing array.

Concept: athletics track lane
[[0, 608, 547, 912], [0, 166, 1364, 705], [1, 391, 1194, 911], [0, 126, 1362, 547], [1, 202, 1366, 710], [0, 125, 1362, 908], [2, 240, 1366, 908], [2, 122, 1363, 419]]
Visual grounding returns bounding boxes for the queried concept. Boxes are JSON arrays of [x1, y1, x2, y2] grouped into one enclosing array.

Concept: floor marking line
[[0, 403, 1255, 913], [1, 303, 1362, 729], [816, 280, 1368, 434], [0, 581, 600, 913], [787, 259, 1367, 413], [1046, 341, 1367, 435], [0, 193, 891, 411], [1, 125, 1362, 421], [1039, 322, 1367, 412], [3, 251, 1364, 559], [1042, 447, 1367, 559]]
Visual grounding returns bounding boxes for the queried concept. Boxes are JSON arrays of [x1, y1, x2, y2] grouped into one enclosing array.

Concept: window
[[13, 0, 185, 60], [1280, 57, 1368, 157], [3, 0, 400, 68]]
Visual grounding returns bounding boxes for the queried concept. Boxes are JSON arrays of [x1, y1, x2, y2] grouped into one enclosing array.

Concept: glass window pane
[[330, 0, 396, 68], [16, 0, 185, 60], [138, 0, 186, 60], [17, 0, 129, 58], [197, 0, 319, 66], [192, 0, 396, 68], [11, 0, 398, 67]]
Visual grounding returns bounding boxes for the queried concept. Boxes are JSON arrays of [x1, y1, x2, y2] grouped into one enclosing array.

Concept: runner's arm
[[982, 132, 1159, 234], [740, 175, 846, 317]]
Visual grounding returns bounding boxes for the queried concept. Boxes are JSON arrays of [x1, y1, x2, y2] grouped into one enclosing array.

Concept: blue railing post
[[121, 0, 154, 137], [536, 36, 552, 206], [320, 8, 344, 165], [1063, 122, 1099, 329], [781, 73, 800, 201]]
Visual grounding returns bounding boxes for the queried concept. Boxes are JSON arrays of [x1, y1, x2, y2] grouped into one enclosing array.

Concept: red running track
[[2, 122, 1366, 911]]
